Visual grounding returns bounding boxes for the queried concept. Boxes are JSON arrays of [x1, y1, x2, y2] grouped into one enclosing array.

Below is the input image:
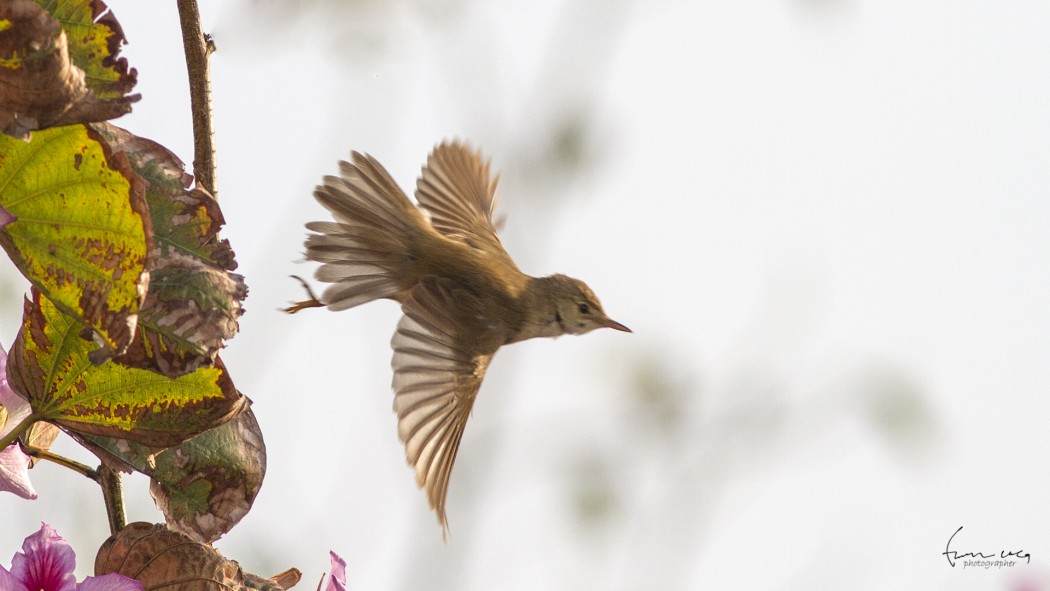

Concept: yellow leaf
[[8, 290, 247, 448], [0, 124, 151, 356]]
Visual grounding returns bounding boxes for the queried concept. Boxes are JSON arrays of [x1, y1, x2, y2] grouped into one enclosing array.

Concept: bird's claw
[[283, 275, 324, 314]]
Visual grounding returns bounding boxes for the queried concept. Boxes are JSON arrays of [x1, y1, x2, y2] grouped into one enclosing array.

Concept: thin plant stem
[[99, 465, 127, 534], [22, 445, 100, 482], [176, 0, 217, 196], [0, 413, 36, 450]]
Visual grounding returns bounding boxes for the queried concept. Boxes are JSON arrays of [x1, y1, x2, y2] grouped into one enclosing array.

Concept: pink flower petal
[[0, 443, 36, 499], [77, 574, 144, 591], [0, 343, 31, 428], [2, 525, 136, 591], [10, 523, 77, 591], [326, 551, 348, 591], [0, 344, 35, 500], [0, 565, 30, 591]]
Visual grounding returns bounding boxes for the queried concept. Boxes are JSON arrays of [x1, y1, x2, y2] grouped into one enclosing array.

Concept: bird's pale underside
[[291, 141, 629, 532]]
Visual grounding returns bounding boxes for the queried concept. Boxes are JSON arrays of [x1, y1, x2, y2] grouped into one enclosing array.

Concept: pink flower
[[0, 524, 142, 591], [0, 343, 35, 499], [325, 551, 348, 591]]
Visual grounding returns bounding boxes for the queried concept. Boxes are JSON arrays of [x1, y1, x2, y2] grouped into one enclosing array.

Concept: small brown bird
[[287, 141, 630, 529]]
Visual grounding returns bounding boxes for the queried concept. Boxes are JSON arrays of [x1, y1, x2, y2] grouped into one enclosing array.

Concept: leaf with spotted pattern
[[94, 123, 245, 377], [0, 124, 151, 359], [7, 289, 247, 448]]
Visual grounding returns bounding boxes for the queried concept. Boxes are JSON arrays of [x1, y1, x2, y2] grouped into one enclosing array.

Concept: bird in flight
[[287, 141, 630, 530]]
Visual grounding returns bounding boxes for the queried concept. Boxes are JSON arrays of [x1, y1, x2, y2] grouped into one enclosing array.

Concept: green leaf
[[0, 123, 150, 356], [93, 123, 246, 376], [7, 289, 247, 448]]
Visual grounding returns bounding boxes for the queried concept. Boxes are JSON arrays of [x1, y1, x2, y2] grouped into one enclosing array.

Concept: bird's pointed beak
[[601, 317, 632, 333]]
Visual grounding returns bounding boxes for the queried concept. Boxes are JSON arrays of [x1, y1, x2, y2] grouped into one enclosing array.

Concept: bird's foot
[[283, 275, 324, 314]]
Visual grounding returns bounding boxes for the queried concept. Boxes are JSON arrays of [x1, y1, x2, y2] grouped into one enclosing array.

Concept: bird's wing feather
[[307, 152, 426, 310], [391, 276, 493, 530], [415, 142, 517, 269]]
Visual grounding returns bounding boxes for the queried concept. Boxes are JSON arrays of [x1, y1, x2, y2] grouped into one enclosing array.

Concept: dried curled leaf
[[149, 408, 266, 544], [0, 0, 138, 139], [0, 123, 151, 359], [75, 409, 264, 543], [95, 123, 246, 377], [96, 522, 300, 590], [8, 289, 248, 448]]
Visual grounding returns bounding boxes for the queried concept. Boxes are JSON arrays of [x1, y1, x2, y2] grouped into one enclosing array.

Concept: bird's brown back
[[401, 225, 532, 352]]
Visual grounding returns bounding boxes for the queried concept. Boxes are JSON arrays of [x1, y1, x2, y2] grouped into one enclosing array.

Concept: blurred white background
[[2, 0, 1050, 589]]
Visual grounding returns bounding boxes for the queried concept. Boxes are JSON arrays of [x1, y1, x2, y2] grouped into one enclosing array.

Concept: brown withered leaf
[[23, 421, 59, 467], [94, 123, 246, 377], [96, 522, 301, 590], [269, 570, 303, 591], [149, 407, 266, 544], [0, 0, 138, 139], [119, 252, 247, 376]]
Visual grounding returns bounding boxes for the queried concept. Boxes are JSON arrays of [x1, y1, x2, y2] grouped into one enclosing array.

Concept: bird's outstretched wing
[[415, 142, 517, 269], [390, 276, 494, 530]]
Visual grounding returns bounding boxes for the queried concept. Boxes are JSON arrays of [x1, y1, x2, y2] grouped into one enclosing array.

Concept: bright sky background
[[2, 1, 1050, 589]]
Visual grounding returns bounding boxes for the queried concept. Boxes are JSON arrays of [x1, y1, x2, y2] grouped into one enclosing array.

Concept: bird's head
[[547, 274, 631, 335]]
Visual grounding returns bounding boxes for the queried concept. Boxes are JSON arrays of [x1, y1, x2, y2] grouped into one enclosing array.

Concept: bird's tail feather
[[306, 152, 428, 311]]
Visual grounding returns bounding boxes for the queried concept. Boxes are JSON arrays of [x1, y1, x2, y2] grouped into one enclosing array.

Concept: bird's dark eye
[[578, 303, 590, 315]]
